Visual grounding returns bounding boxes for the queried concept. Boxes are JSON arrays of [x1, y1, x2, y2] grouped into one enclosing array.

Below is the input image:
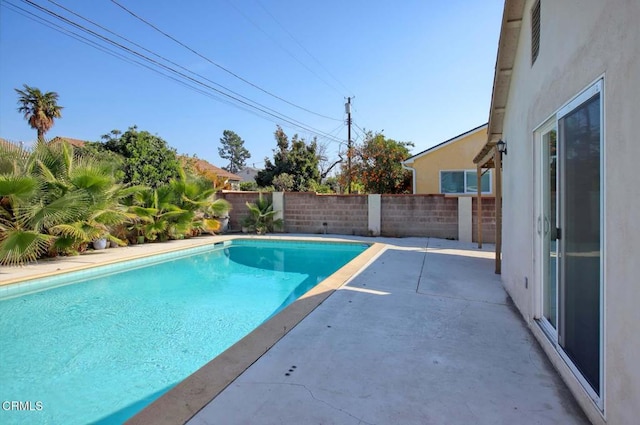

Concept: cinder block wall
[[218, 192, 272, 231], [472, 197, 496, 243], [218, 192, 495, 241], [283, 193, 369, 235], [380, 194, 458, 238]]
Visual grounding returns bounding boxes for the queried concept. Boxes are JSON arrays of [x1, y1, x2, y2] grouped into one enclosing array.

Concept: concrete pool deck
[[1, 235, 589, 424]]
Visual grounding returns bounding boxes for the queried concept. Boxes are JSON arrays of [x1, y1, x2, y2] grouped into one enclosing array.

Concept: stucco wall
[[406, 127, 495, 195], [499, 1, 640, 424]]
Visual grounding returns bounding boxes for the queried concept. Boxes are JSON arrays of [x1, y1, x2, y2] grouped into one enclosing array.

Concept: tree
[[15, 84, 63, 141], [101, 126, 181, 188], [255, 126, 320, 191], [218, 130, 250, 174], [342, 131, 414, 194], [75, 141, 125, 182], [0, 140, 132, 264], [272, 173, 294, 191], [317, 140, 343, 180]]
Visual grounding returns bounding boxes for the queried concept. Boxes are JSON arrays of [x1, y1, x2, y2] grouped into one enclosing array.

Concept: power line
[[3, 1, 141, 69], [109, 0, 341, 122], [353, 122, 367, 137], [2, 0, 281, 125], [253, 0, 353, 96], [44, 0, 324, 132], [224, 0, 345, 97], [2, 0, 226, 106], [14, 0, 343, 144]]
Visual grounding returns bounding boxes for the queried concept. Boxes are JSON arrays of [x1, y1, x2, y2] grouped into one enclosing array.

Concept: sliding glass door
[[536, 80, 603, 403], [557, 84, 602, 396]]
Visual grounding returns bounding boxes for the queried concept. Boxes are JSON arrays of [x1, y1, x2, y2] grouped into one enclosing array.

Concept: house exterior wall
[[499, 1, 640, 424], [406, 128, 494, 195]]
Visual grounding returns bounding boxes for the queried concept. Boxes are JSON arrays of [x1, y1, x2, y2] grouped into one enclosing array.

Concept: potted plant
[[214, 209, 230, 234]]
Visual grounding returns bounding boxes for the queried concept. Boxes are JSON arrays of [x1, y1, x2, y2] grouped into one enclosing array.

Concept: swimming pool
[[0, 239, 368, 425]]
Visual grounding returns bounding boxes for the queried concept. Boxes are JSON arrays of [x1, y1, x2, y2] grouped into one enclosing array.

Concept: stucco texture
[[498, 0, 640, 424]]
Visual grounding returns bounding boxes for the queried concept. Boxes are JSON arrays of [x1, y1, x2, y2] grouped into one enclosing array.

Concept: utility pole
[[346, 97, 352, 193]]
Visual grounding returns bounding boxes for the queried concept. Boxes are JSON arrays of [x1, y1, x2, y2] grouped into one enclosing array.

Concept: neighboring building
[[0, 138, 19, 149], [402, 124, 494, 195], [236, 166, 260, 183], [49, 136, 88, 148], [186, 157, 242, 190], [474, 1, 640, 424]]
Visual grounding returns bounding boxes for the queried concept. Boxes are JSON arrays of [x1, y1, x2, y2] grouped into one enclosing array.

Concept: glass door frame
[[534, 118, 558, 341], [533, 78, 604, 410], [556, 79, 604, 408]]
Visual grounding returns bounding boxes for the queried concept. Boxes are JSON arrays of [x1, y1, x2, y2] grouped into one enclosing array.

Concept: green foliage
[[239, 181, 258, 191], [342, 131, 413, 194], [75, 141, 125, 181], [15, 84, 63, 140], [127, 176, 230, 242], [242, 194, 283, 234], [272, 173, 294, 191], [310, 179, 336, 194], [255, 126, 320, 191], [0, 140, 132, 264], [100, 126, 181, 188], [0, 125, 230, 264], [218, 130, 251, 174]]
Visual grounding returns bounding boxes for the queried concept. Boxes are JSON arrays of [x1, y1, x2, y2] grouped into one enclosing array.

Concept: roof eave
[[406, 123, 488, 163], [474, 0, 526, 166]]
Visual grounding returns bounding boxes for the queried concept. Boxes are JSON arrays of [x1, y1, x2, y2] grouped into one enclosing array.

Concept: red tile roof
[[49, 136, 89, 147], [181, 156, 242, 181]]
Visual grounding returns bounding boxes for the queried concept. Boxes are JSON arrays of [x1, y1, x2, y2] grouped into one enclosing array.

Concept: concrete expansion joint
[[251, 381, 376, 425], [415, 291, 510, 307], [415, 238, 430, 293], [464, 401, 480, 421]]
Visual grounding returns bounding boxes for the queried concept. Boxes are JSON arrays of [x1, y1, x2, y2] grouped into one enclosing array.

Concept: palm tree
[[0, 141, 84, 265], [15, 84, 63, 141], [0, 140, 133, 265], [128, 175, 230, 242], [242, 193, 283, 234]]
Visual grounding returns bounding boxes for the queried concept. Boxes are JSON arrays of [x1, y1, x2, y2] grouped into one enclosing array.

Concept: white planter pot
[[218, 217, 229, 233], [92, 238, 108, 250]]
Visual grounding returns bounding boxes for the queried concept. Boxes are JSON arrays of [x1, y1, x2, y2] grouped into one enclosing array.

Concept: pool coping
[[0, 235, 386, 425], [0, 236, 225, 289]]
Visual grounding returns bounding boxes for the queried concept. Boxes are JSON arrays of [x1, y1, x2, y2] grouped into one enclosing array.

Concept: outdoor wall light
[[496, 139, 507, 158]]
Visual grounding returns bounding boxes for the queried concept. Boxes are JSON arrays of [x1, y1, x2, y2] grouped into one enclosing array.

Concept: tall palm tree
[[15, 84, 63, 141]]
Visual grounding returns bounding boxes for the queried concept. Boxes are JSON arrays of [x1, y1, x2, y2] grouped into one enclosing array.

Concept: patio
[[184, 236, 588, 424]]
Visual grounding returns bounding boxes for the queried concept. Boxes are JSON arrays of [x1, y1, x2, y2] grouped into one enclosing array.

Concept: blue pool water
[[0, 240, 367, 425]]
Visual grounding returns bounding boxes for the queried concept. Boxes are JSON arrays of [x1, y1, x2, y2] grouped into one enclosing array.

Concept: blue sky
[[0, 0, 503, 170]]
